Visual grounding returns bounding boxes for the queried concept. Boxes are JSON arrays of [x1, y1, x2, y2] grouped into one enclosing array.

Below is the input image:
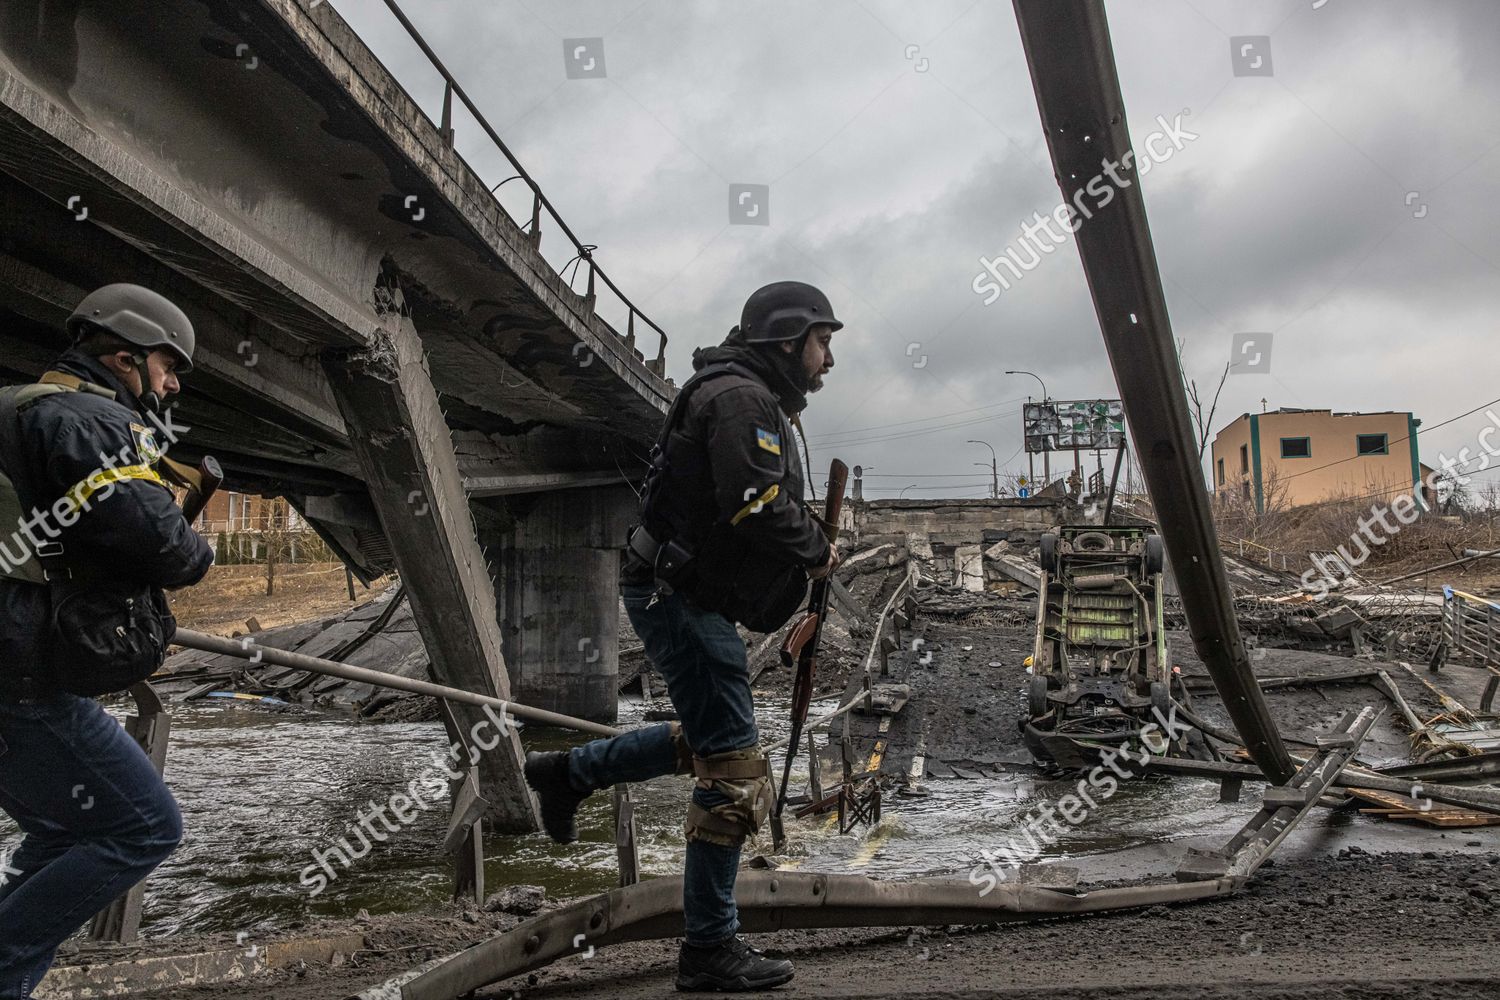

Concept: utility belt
[[626, 524, 808, 634]]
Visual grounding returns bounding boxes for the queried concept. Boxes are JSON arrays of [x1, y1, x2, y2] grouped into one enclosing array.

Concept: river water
[[0, 692, 1256, 943]]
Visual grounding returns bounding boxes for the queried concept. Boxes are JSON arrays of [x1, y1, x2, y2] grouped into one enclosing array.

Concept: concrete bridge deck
[[0, 0, 677, 829]]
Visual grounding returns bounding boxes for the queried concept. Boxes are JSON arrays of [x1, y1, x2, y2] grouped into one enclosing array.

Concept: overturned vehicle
[[1025, 525, 1208, 767]]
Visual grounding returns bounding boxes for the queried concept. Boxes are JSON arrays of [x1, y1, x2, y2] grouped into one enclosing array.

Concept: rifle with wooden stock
[[770, 458, 847, 850]]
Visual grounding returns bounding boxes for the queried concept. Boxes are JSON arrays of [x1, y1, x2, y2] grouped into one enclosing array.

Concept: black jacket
[[630, 332, 830, 592], [0, 350, 213, 699]]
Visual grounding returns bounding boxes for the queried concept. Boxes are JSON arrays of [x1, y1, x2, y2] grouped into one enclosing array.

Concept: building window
[[1217, 458, 1225, 485], [1280, 437, 1311, 459], [1242, 481, 1251, 500], [1357, 433, 1389, 456], [1239, 444, 1249, 473]]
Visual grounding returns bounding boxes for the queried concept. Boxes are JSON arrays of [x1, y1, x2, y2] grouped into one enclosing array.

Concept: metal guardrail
[[1434, 587, 1500, 712], [368, 0, 670, 375], [1222, 535, 1292, 572]]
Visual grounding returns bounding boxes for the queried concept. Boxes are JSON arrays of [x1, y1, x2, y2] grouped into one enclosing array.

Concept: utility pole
[[967, 439, 999, 499], [1026, 402, 1036, 486]]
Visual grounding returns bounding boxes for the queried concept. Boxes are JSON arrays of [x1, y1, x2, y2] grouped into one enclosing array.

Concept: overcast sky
[[336, 0, 1500, 500]]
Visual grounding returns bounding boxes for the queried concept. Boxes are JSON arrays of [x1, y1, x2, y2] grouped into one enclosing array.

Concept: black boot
[[676, 936, 794, 992], [523, 751, 590, 844]]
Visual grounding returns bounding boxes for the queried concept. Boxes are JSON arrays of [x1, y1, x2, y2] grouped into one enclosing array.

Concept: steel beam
[[1010, 0, 1294, 781]]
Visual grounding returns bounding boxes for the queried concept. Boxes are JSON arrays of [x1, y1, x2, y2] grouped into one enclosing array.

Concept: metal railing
[[1434, 586, 1500, 712], [1223, 535, 1292, 572], [366, 0, 670, 374]]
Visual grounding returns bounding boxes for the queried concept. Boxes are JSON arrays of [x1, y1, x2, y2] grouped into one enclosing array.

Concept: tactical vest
[[0, 375, 119, 584], [0, 372, 182, 697], [633, 361, 811, 632]]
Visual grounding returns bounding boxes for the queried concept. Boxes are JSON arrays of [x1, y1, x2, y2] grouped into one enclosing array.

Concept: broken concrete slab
[[955, 544, 985, 592]]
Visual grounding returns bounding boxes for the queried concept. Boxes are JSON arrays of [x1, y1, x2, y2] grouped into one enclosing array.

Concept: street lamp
[[1005, 369, 1048, 401], [966, 439, 999, 499], [1006, 370, 1050, 486], [899, 484, 918, 499]]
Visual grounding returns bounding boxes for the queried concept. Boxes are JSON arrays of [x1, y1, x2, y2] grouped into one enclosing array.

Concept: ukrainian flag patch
[[755, 428, 782, 456]]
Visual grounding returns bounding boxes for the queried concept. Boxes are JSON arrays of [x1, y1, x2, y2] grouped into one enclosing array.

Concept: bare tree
[[262, 497, 293, 597]]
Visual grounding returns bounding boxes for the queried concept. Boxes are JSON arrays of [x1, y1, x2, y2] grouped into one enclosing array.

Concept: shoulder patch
[[755, 427, 782, 456], [130, 422, 164, 465]]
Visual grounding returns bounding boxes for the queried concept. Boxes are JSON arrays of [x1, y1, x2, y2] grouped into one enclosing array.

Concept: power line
[[860, 472, 994, 478], [1225, 441, 1500, 518], [809, 397, 1028, 445], [1253, 395, 1500, 485], [810, 408, 1025, 448]]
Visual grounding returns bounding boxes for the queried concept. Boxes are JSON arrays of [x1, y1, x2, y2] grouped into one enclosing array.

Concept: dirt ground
[[119, 850, 1498, 999], [168, 563, 389, 636]]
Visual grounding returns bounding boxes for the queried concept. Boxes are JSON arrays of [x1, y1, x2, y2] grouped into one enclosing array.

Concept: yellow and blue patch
[[755, 427, 781, 456]]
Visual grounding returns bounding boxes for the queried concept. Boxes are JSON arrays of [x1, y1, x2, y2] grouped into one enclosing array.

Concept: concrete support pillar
[[491, 485, 637, 722], [322, 315, 538, 833]]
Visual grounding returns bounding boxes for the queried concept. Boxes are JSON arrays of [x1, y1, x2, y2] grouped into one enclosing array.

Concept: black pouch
[[46, 578, 175, 696], [691, 528, 809, 634]]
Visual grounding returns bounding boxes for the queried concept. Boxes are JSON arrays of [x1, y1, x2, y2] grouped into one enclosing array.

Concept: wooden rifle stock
[[771, 459, 848, 849], [160, 455, 224, 524]]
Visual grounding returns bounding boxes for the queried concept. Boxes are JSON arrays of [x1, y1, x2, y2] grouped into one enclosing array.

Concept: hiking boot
[[523, 751, 590, 844], [676, 936, 794, 992]]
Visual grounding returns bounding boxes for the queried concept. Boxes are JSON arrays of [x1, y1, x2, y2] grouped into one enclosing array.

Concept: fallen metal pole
[[170, 629, 623, 738], [1011, 0, 1293, 782], [349, 870, 1240, 1000]]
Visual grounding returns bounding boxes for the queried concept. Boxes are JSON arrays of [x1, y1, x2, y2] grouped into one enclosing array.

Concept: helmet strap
[[127, 350, 162, 414]]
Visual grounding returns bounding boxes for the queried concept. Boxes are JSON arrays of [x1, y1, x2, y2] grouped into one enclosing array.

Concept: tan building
[[1211, 408, 1430, 513]]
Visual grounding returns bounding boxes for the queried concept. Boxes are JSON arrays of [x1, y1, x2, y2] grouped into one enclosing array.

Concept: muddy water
[[0, 693, 1254, 942]]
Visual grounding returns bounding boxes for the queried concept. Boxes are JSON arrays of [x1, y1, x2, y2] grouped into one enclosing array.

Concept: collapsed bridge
[[0, 0, 677, 829]]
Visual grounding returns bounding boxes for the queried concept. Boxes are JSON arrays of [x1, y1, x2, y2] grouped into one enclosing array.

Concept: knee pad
[[683, 745, 771, 848]]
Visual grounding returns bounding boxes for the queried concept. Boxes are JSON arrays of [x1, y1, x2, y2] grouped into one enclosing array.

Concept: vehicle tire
[[1149, 680, 1170, 720], [1029, 673, 1050, 720], [1039, 532, 1058, 573], [1073, 531, 1113, 552], [1144, 535, 1165, 575]]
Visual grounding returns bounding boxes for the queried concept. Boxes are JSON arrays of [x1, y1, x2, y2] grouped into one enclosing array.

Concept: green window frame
[[1280, 436, 1311, 459], [1356, 433, 1389, 456]]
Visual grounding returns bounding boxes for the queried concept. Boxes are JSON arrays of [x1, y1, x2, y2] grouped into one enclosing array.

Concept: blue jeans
[[0, 694, 182, 999], [568, 584, 758, 946]]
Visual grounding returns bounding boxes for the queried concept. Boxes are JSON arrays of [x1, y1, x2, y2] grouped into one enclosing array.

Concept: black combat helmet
[[66, 283, 196, 373], [739, 281, 843, 346]]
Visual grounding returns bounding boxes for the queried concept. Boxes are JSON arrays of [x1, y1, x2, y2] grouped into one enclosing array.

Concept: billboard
[[1023, 399, 1125, 453]]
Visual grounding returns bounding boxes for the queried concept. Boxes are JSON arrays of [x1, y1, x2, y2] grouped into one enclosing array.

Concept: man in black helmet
[[0, 284, 212, 1000], [525, 281, 841, 992]]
